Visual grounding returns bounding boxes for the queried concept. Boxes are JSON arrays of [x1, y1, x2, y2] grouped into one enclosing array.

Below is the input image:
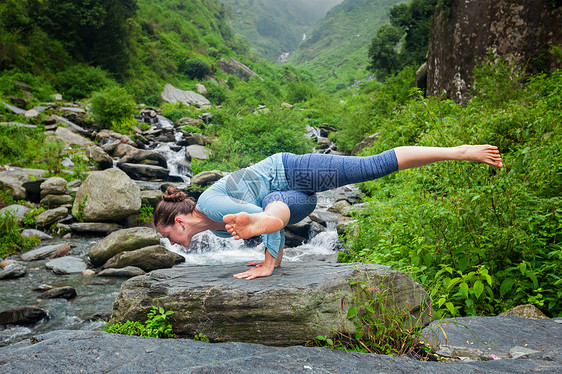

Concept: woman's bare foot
[[457, 145, 503, 168], [223, 212, 284, 240]]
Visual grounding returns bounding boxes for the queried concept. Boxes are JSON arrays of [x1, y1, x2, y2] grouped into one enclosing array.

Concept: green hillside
[[289, 0, 406, 91], [219, 0, 343, 61]]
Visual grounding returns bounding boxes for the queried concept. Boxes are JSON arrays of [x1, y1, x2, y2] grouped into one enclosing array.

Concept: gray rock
[[39, 286, 77, 300], [0, 264, 27, 279], [285, 217, 312, 238], [1, 330, 560, 374], [0, 306, 47, 326], [34, 206, 69, 228], [328, 200, 352, 215], [20, 243, 71, 261], [161, 83, 211, 108], [191, 170, 226, 186], [89, 227, 161, 267], [51, 115, 90, 137], [0, 101, 25, 114], [118, 163, 170, 180], [352, 133, 380, 155], [117, 149, 168, 169], [185, 144, 211, 160], [0, 204, 30, 224], [69, 222, 122, 234], [499, 304, 549, 319], [422, 316, 562, 359], [40, 194, 73, 207], [24, 109, 40, 119], [102, 245, 175, 272], [0, 121, 37, 129], [20, 229, 53, 240], [140, 189, 162, 208], [110, 262, 431, 346], [84, 145, 113, 170], [218, 57, 262, 82], [196, 82, 208, 96], [98, 266, 146, 278], [45, 256, 87, 275], [0, 171, 28, 200], [72, 168, 141, 222], [40, 177, 67, 197], [510, 346, 540, 359]]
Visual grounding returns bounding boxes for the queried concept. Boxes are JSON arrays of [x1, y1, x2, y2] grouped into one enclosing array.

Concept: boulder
[[140, 190, 162, 208], [72, 168, 141, 222], [196, 83, 208, 96], [191, 170, 226, 187], [161, 84, 211, 108], [0, 204, 30, 224], [499, 304, 549, 319], [89, 227, 161, 267], [427, 0, 562, 103], [102, 245, 176, 272], [40, 194, 73, 207], [0, 263, 27, 279], [110, 262, 431, 346], [45, 256, 87, 275], [84, 145, 113, 170], [54, 125, 94, 147], [20, 229, 53, 240], [0, 330, 561, 373], [218, 58, 261, 82], [34, 206, 69, 228], [328, 199, 352, 215], [24, 109, 40, 119], [185, 144, 211, 160], [0, 306, 47, 326], [39, 286, 77, 300], [352, 133, 379, 155], [20, 243, 71, 261], [285, 217, 313, 238], [51, 115, 90, 137], [68, 222, 122, 234], [98, 266, 146, 278], [40, 177, 67, 197], [117, 149, 168, 169], [118, 163, 170, 181]]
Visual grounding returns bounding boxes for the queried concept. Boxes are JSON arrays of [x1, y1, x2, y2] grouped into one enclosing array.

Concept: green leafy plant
[[193, 332, 210, 343], [90, 86, 135, 132], [104, 306, 176, 338], [137, 203, 154, 225], [0, 210, 40, 258]]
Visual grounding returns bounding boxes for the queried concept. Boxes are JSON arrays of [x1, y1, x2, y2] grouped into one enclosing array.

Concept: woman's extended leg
[[394, 145, 503, 170]]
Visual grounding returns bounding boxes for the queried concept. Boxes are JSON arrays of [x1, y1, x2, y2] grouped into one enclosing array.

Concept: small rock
[[21, 229, 53, 240], [24, 109, 40, 119], [0, 204, 31, 224], [0, 306, 48, 326], [33, 284, 53, 292], [45, 256, 87, 275], [40, 286, 77, 300], [499, 304, 549, 319], [0, 259, 20, 268], [52, 94, 63, 101], [0, 263, 27, 279], [20, 243, 71, 261], [98, 266, 146, 278], [509, 346, 539, 359], [82, 269, 96, 276], [328, 200, 351, 215]]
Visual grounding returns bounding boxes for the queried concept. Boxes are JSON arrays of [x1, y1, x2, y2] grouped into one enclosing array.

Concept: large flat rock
[[111, 262, 431, 346], [0, 330, 559, 373]]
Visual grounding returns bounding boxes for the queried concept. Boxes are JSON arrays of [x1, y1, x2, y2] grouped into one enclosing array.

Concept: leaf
[[445, 302, 456, 316], [459, 282, 469, 295], [519, 262, 527, 275], [347, 306, 359, 319], [500, 278, 516, 297], [473, 280, 484, 299]]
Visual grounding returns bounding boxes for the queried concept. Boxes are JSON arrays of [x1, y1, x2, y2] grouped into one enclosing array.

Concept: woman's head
[[153, 186, 196, 229]]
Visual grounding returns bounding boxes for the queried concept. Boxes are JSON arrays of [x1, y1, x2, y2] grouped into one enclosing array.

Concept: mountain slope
[[289, 0, 406, 91]]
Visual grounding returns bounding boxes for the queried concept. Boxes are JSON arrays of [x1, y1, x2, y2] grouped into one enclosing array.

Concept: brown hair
[[153, 186, 196, 227]]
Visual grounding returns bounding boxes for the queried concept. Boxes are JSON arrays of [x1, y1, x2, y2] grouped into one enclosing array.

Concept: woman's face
[[158, 221, 191, 247]]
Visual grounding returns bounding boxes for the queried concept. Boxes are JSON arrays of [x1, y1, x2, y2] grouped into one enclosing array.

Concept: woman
[[154, 145, 502, 280]]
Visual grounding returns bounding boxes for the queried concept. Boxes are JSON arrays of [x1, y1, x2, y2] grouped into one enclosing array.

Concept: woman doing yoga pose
[[154, 145, 502, 280]]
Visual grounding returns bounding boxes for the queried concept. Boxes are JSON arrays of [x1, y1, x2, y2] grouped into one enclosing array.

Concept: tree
[[368, 24, 404, 79]]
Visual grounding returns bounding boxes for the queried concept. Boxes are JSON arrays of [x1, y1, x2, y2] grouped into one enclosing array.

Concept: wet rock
[[191, 170, 226, 187], [499, 304, 549, 319], [118, 163, 170, 181], [0, 204, 30, 224], [89, 227, 161, 267], [72, 168, 141, 222], [0, 264, 27, 279], [328, 199, 352, 215], [20, 229, 53, 240], [284, 231, 307, 247], [20, 243, 71, 261], [98, 266, 146, 278], [45, 256, 87, 275], [111, 262, 431, 346], [40, 286, 77, 300], [69, 222, 122, 234], [161, 83, 211, 108], [285, 217, 312, 238], [102, 245, 176, 272], [34, 206, 69, 228], [0, 306, 47, 326]]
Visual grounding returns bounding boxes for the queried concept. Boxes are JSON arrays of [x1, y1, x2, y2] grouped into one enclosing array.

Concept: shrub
[[55, 64, 117, 100], [89, 86, 135, 132], [179, 59, 211, 80], [104, 306, 176, 338], [0, 210, 40, 258]]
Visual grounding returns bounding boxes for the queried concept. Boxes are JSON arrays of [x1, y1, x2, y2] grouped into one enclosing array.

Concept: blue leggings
[[261, 150, 399, 224]]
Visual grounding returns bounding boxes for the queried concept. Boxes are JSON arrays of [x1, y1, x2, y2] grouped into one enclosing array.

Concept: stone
[[51, 115, 90, 137], [0, 204, 30, 224], [161, 84, 211, 108], [84, 145, 113, 170], [218, 57, 262, 82], [415, 62, 428, 92], [328, 199, 352, 215], [53, 125, 94, 147], [40, 194, 73, 207], [510, 346, 540, 359], [24, 109, 40, 119], [191, 170, 226, 187], [98, 266, 146, 278], [177, 116, 204, 128], [0, 264, 27, 279], [285, 217, 313, 238], [113, 143, 137, 158], [140, 190, 162, 208], [427, 1, 562, 103], [196, 83, 208, 96], [72, 168, 141, 222], [21, 229, 53, 240], [89, 227, 161, 267], [52, 93, 63, 101], [102, 245, 176, 272], [0, 306, 47, 326], [82, 269, 96, 276], [118, 163, 170, 180], [45, 256, 87, 275], [1, 101, 25, 114], [20, 243, 71, 261], [499, 304, 549, 319], [0, 259, 19, 268], [352, 133, 379, 155], [281, 102, 293, 109], [422, 316, 562, 360], [185, 144, 211, 160], [117, 149, 168, 169], [1, 330, 561, 373], [69, 222, 122, 234], [110, 262, 431, 346], [0, 171, 27, 200], [40, 286, 77, 300], [34, 206, 69, 228]]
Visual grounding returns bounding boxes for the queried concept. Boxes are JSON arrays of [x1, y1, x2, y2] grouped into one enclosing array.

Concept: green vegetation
[[137, 204, 154, 224], [104, 306, 176, 338], [0, 208, 41, 258], [89, 86, 136, 132]]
